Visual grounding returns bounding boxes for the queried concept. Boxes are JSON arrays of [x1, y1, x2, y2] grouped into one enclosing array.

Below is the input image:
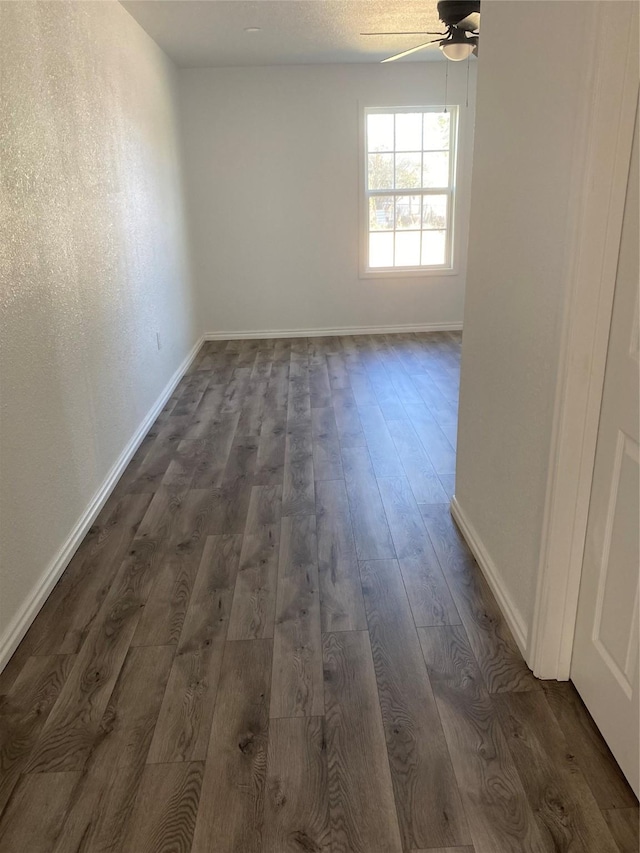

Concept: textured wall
[[455, 1, 591, 639], [0, 2, 196, 648], [178, 61, 476, 335]]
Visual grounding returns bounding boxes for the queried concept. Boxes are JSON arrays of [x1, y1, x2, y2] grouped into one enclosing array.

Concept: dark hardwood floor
[[0, 332, 637, 853]]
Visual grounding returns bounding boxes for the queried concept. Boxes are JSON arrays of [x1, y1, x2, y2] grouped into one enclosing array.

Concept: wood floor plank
[[203, 431, 259, 534], [358, 404, 405, 478], [331, 387, 366, 448], [309, 360, 332, 409], [411, 373, 458, 425], [188, 413, 240, 488], [147, 534, 242, 763], [404, 401, 456, 474], [220, 366, 253, 413], [265, 362, 290, 410], [237, 378, 269, 436], [51, 644, 174, 853], [387, 418, 449, 504], [191, 638, 272, 853], [283, 424, 316, 516], [323, 630, 403, 853], [399, 554, 462, 627], [162, 438, 209, 487], [371, 378, 408, 421], [236, 340, 261, 369], [255, 408, 287, 485], [349, 373, 377, 408], [326, 352, 351, 390], [271, 515, 323, 718], [129, 416, 192, 492], [541, 680, 638, 809], [420, 504, 540, 694], [121, 762, 204, 853], [132, 486, 222, 647], [311, 406, 343, 482], [286, 359, 311, 430], [131, 557, 197, 647], [283, 359, 315, 517], [375, 476, 460, 626], [25, 541, 164, 774], [493, 690, 620, 852], [195, 382, 227, 416], [341, 445, 395, 561], [376, 475, 435, 560], [0, 654, 76, 815], [411, 848, 475, 853], [601, 807, 640, 853], [172, 372, 209, 417], [387, 366, 424, 408], [360, 559, 471, 849], [184, 401, 232, 440], [228, 485, 282, 640], [418, 625, 548, 853], [263, 716, 331, 853], [252, 348, 274, 380], [315, 479, 367, 633], [134, 482, 191, 542], [0, 772, 80, 853], [272, 339, 293, 366]]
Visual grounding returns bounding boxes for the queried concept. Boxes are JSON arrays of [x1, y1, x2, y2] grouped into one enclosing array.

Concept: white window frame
[[360, 105, 459, 278]]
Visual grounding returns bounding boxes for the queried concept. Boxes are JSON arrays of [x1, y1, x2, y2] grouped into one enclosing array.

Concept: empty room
[[1, 1, 638, 851]]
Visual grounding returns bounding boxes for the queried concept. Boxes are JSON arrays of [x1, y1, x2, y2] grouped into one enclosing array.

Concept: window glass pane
[[395, 152, 421, 189], [422, 195, 448, 229], [367, 113, 394, 152], [395, 112, 422, 151], [369, 232, 394, 267], [368, 153, 393, 189], [395, 195, 421, 230], [395, 231, 421, 266], [369, 197, 394, 231], [422, 152, 449, 188], [421, 230, 447, 265], [423, 112, 450, 150]]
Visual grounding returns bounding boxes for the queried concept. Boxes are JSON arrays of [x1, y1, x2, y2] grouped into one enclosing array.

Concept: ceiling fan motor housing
[[437, 0, 480, 29]]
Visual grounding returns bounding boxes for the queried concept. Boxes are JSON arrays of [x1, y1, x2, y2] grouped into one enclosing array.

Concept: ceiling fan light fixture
[[440, 39, 475, 60], [439, 26, 477, 61]]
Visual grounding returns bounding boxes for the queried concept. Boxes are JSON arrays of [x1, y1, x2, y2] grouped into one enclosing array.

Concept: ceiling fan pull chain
[[466, 55, 470, 107], [444, 60, 449, 113]]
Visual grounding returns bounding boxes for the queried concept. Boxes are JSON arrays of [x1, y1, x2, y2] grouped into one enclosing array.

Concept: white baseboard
[[0, 335, 205, 675], [203, 322, 463, 341], [450, 496, 529, 656]]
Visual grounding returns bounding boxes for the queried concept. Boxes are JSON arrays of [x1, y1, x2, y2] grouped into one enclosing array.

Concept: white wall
[[455, 1, 599, 647], [0, 1, 197, 663], [178, 61, 476, 336]]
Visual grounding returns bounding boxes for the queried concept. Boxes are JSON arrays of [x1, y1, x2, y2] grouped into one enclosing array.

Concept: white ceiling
[[120, 1, 446, 68]]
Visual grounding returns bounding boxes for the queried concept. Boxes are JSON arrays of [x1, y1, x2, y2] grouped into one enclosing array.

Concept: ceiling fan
[[361, 0, 480, 63]]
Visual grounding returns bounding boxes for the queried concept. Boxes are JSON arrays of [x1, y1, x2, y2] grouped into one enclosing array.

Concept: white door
[[571, 104, 639, 796]]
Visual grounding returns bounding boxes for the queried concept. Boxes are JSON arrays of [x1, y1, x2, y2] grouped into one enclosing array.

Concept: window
[[363, 106, 458, 274]]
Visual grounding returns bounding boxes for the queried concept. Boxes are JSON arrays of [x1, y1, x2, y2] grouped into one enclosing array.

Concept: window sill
[[359, 266, 458, 280]]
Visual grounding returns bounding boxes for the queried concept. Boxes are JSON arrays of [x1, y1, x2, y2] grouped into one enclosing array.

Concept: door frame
[[528, 2, 639, 681]]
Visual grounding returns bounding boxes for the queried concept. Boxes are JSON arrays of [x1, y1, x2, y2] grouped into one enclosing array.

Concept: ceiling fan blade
[[361, 31, 445, 36], [381, 39, 440, 63], [456, 11, 480, 31]]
